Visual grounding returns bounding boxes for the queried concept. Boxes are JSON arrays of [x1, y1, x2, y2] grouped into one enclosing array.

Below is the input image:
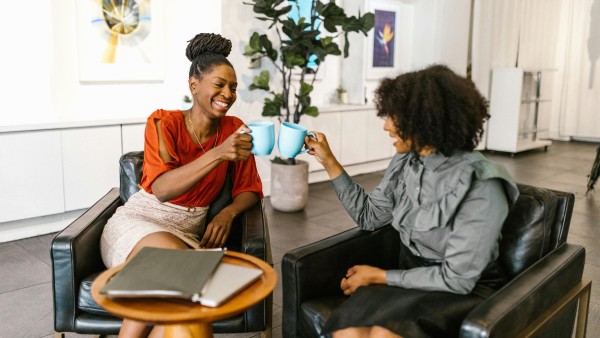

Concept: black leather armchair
[[282, 184, 591, 338], [51, 151, 273, 337]]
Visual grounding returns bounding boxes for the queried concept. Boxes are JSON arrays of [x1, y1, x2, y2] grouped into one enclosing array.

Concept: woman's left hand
[[340, 265, 387, 295], [199, 209, 235, 248]]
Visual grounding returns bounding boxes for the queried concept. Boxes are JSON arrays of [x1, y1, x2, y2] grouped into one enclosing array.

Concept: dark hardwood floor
[[0, 140, 598, 337]]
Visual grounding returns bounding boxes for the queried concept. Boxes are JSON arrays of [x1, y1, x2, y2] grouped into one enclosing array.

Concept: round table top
[[91, 250, 277, 325]]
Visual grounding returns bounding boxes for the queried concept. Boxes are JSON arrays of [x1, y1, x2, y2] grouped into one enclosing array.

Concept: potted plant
[[243, 0, 374, 211], [335, 85, 348, 104]]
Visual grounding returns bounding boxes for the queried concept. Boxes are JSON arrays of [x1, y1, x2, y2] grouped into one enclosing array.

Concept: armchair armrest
[[282, 224, 399, 338], [241, 200, 271, 264], [460, 243, 586, 338], [222, 200, 270, 333], [51, 188, 121, 332]]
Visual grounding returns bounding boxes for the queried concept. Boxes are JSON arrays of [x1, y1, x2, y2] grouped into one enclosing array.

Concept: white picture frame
[[75, 0, 165, 82], [365, 0, 414, 80]]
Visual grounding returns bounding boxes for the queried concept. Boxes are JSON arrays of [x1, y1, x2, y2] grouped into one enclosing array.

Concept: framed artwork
[[75, 0, 165, 82], [365, 0, 413, 80]]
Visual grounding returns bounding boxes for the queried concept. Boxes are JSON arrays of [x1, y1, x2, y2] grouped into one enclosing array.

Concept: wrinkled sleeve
[[330, 155, 406, 230], [231, 155, 264, 200], [142, 112, 180, 189], [386, 178, 508, 294], [228, 117, 263, 200]]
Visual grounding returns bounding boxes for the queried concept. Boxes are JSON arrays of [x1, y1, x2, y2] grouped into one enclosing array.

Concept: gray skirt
[[100, 189, 209, 268]]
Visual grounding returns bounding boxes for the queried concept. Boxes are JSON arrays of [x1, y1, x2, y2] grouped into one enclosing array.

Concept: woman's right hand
[[305, 131, 334, 164], [305, 131, 345, 179], [216, 125, 253, 161]]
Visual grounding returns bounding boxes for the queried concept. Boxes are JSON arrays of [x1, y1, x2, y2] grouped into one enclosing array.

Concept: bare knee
[[118, 318, 151, 338], [127, 232, 189, 261], [332, 326, 371, 338], [370, 326, 402, 338]]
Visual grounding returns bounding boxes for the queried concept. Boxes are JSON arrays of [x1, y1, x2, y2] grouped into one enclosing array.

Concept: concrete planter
[[270, 160, 309, 212]]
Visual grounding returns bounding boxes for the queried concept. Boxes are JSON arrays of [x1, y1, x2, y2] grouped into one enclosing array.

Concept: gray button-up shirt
[[331, 151, 519, 294]]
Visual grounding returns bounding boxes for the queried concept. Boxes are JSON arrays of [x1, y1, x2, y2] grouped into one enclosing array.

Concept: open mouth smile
[[213, 100, 230, 108]]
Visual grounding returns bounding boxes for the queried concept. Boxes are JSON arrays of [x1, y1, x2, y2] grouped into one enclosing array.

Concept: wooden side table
[[91, 250, 277, 338]]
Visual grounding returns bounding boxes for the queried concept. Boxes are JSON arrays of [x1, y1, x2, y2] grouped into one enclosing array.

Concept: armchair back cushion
[[119, 151, 144, 204], [499, 184, 574, 278]]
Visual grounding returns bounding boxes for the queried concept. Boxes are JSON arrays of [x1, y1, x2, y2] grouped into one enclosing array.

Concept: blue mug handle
[[299, 131, 317, 155]]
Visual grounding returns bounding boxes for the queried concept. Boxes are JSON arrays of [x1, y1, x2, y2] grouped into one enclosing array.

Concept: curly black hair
[[374, 64, 489, 156], [185, 33, 233, 78]]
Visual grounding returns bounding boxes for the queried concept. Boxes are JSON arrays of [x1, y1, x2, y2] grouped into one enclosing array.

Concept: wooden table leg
[[163, 322, 213, 338]]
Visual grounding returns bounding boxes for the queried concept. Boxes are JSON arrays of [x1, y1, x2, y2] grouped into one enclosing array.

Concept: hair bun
[[185, 33, 232, 61]]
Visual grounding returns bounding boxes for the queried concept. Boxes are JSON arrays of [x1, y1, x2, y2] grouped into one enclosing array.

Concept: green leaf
[[276, 5, 293, 17], [360, 13, 375, 35], [249, 71, 270, 91], [283, 51, 305, 68], [258, 34, 278, 61], [299, 82, 313, 97], [262, 93, 283, 117], [243, 32, 262, 56], [302, 106, 319, 117], [323, 19, 337, 33], [323, 42, 341, 56], [320, 36, 333, 46]]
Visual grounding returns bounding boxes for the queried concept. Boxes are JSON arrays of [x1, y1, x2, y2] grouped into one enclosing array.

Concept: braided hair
[[185, 33, 233, 79], [374, 64, 489, 156]]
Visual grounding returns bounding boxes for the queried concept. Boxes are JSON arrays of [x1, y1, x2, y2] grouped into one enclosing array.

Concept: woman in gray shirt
[[305, 64, 519, 338]]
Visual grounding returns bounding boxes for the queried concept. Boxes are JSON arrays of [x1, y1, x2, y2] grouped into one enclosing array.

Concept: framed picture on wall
[[365, 0, 413, 80], [75, 0, 165, 82]]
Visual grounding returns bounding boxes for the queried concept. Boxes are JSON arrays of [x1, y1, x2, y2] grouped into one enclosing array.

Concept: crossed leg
[[117, 231, 190, 338], [333, 326, 403, 338]]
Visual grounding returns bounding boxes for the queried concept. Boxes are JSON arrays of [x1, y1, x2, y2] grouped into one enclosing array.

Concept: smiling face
[[189, 64, 237, 119], [383, 116, 412, 153]]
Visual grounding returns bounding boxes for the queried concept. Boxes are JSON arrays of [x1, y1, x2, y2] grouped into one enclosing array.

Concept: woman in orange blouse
[[99, 33, 263, 338]]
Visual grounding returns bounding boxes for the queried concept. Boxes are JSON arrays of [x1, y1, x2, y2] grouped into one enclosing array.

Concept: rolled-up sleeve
[[386, 178, 508, 294]]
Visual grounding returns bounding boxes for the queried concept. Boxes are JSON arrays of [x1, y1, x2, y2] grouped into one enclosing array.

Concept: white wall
[[0, 0, 473, 128], [0, 1, 55, 126], [412, 0, 471, 75], [1, 1, 222, 127]]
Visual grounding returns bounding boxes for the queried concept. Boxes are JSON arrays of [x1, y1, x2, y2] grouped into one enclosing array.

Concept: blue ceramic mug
[[243, 121, 275, 156], [277, 122, 316, 158]]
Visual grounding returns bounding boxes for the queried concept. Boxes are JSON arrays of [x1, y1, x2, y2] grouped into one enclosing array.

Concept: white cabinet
[[0, 130, 65, 222], [340, 110, 370, 165], [487, 68, 553, 154], [61, 126, 122, 211], [297, 107, 394, 167], [367, 115, 395, 161], [297, 112, 342, 171], [0, 109, 394, 240]]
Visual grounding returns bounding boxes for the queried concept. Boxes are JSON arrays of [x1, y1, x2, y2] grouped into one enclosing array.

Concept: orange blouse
[[140, 109, 263, 207]]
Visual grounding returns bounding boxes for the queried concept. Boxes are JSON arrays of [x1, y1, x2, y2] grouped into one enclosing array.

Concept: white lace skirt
[[100, 189, 208, 268]]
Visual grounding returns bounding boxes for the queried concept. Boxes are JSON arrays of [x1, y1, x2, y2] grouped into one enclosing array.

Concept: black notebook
[[100, 247, 224, 301]]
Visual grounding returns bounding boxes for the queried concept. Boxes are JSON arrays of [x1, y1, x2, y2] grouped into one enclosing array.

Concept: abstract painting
[[373, 10, 396, 68], [76, 0, 164, 82], [365, 0, 413, 80]]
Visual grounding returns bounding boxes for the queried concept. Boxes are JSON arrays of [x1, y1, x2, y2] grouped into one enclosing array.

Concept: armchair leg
[[261, 293, 273, 338], [54, 333, 64, 338], [518, 279, 592, 338], [575, 280, 591, 338]]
